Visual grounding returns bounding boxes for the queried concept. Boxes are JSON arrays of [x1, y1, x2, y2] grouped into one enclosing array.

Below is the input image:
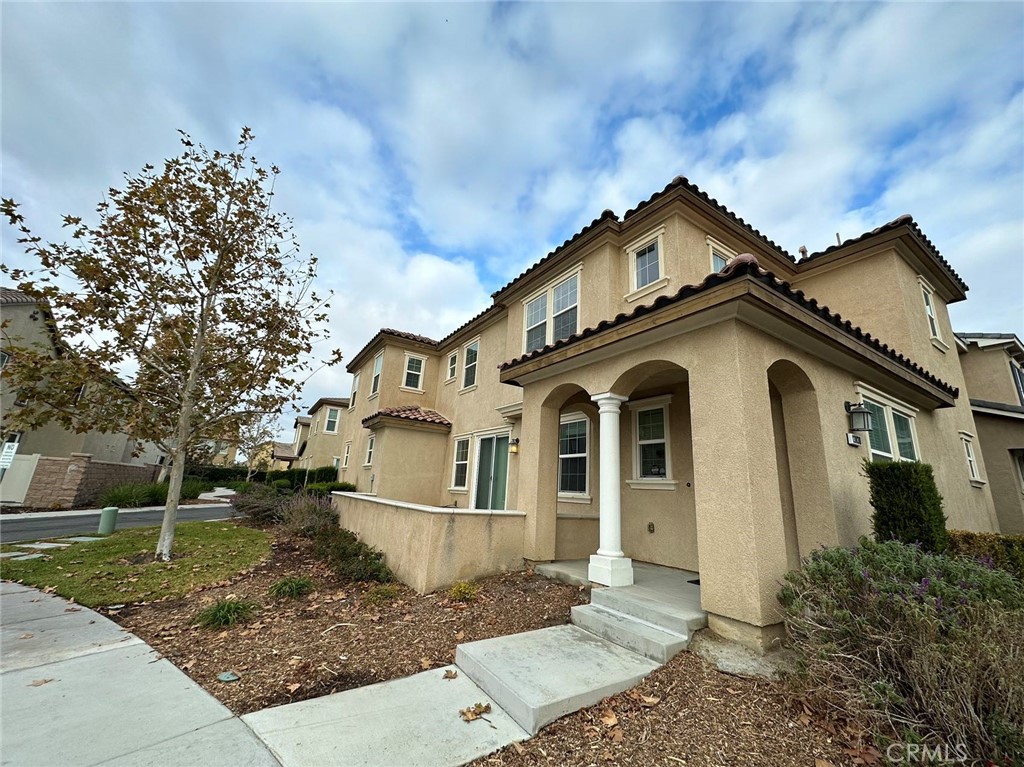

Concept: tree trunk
[[156, 396, 196, 560]]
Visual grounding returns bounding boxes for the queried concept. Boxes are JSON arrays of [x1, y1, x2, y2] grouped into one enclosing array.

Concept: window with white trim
[[1013, 450, 1024, 490], [558, 414, 589, 495], [332, 456, 341, 469], [707, 235, 736, 273], [370, 353, 383, 396], [1011, 361, 1024, 406], [452, 438, 470, 489], [634, 241, 660, 290], [862, 396, 919, 462], [524, 273, 578, 353], [1, 351, 11, 370], [404, 354, 425, 390], [364, 435, 375, 466], [462, 340, 479, 388], [447, 352, 458, 381], [629, 396, 673, 480], [324, 407, 340, 433], [350, 372, 359, 409], [960, 432, 981, 482], [920, 279, 941, 340], [624, 226, 667, 299], [342, 442, 351, 469]]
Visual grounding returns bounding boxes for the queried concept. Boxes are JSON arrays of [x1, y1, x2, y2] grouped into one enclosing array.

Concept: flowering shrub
[[778, 539, 1023, 763]]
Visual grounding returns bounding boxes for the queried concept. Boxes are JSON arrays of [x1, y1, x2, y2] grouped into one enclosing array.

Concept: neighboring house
[[261, 441, 297, 471], [205, 440, 239, 467], [293, 398, 350, 473], [1, 287, 166, 507], [957, 333, 1024, 534], [277, 415, 312, 469], [332, 177, 1000, 651]]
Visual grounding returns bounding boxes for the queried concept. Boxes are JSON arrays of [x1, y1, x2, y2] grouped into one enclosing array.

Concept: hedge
[[948, 529, 1024, 581], [265, 466, 338, 488], [864, 459, 948, 552]]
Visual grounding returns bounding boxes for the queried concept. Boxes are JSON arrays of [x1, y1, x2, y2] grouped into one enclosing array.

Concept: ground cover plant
[[99, 478, 214, 508], [0, 522, 271, 607], [197, 597, 258, 628], [778, 538, 1024, 763], [269, 576, 314, 599]]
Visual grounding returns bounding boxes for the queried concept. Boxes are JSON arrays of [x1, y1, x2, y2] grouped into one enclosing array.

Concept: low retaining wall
[[21, 453, 161, 509], [333, 493, 526, 593]]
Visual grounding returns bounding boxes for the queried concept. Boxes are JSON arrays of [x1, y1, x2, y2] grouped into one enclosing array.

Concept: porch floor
[[535, 559, 706, 632]]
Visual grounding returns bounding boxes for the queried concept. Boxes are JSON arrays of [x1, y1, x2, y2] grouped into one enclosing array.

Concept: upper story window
[[324, 407, 340, 433], [859, 386, 919, 462], [524, 271, 579, 353], [558, 414, 589, 496], [624, 226, 667, 301], [707, 235, 736, 273], [342, 442, 351, 469], [634, 241, 660, 289], [349, 372, 360, 409], [1013, 450, 1024, 491], [403, 354, 425, 391], [364, 435, 375, 466], [462, 340, 479, 389], [447, 352, 458, 381], [370, 352, 383, 397], [918, 277, 942, 342], [959, 431, 983, 485], [1011, 360, 1024, 406]]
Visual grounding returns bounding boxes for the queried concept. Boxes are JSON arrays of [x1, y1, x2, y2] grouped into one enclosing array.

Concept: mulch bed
[[473, 652, 875, 767], [112, 533, 589, 714]]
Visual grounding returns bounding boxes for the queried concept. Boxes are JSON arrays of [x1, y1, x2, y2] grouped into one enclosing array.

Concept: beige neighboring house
[[1, 287, 166, 507], [332, 177, 1000, 651], [275, 415, 311, 469], [206, 440, 239, 466], [257, 441, 296, 472], [292, 398, 350, 474], [957, 333, 1024, 534]]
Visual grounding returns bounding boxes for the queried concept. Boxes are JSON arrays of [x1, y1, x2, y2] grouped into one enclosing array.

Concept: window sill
[[399, 386, 424, 394], [448, 487, 468, 494], [930, 336, 950, 353], [557, 493, 592, 504], [444, 377, 456, 385], [459, 385, 478, 395], [624, 276, 670, 304], [367, 393, 379, 402], [969, 478, 987, 488], [362, 464, 373, 469], [626, 479, 678, 491]]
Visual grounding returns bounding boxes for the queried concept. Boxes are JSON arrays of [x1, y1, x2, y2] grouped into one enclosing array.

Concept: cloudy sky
[[3, 2, 1022, 441]]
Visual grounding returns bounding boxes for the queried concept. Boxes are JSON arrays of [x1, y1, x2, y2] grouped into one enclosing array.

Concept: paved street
[[0, 504, 233, 542]]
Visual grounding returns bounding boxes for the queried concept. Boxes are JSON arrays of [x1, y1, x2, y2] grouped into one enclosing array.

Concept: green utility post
[[98, 507, 119, 535]]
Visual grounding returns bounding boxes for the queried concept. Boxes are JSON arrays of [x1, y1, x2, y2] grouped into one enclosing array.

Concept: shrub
[[448, 580, 480, 603], [99, 482, 167, 508], [362, 583, 400, 606], [265, 466, 338, 489], [230, 485, 285, 525], [196, 597, 257, 628], [269, 576, 314, 599], [778, 539, 1024, 762], [186, 464, 266, 484], [304, 481, 357, 497], [280, 494, 337, 538], [180, 478, 214, 500], [948, 530, 1024, 581], [272, 478, 292, 491], [864, 459, 948, 552], [313, 527, 393, 583]]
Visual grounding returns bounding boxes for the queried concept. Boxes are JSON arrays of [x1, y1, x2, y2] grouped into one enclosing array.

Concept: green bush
[[362, 583, 400, 606], [864, 459, 948, 552], [313, 527, 393, 583], [180, 478, 214, 500], [272, 478, 292, 491], [304, 481, 357, 497], [778, 539, 1024, 762], [186, 464, 266, 484], [99, 482, 167, 508], [230, 485, 285, 525], [448, 580, 480, 603], [265, 466, 338, 488], [269, 576, 314, 599], [948, 530, 1024, 581], [280, 494, 337, 538], [196, 597, 257, 629]]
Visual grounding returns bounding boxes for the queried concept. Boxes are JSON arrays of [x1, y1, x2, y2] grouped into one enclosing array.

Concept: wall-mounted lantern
[[844, 401, 873, 433], [509, 438, 520, 454]]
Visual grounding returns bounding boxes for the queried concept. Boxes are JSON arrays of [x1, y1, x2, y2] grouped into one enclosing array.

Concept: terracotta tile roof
[[362, 405, 452, 428], [798, 215, 968, 292], [437, 304, 503, 347], [307, 397, 350, 415], [348, 328, 441, 372], [0, 287, 36, 305], [499, 256, 958, 399], [491, 176, 795, 299]]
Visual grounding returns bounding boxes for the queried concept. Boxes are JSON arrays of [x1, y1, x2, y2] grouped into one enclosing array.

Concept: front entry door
[[475, 435, 509, 510]]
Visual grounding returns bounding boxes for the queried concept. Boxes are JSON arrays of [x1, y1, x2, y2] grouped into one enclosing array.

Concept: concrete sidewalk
[[0, 582, 279, 767]]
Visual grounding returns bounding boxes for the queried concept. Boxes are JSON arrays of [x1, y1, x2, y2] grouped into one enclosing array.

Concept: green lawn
[[0, 522, 271, 607]]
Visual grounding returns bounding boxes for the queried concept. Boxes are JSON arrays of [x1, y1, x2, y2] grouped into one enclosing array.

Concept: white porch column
[[588, 392, 633, 587]]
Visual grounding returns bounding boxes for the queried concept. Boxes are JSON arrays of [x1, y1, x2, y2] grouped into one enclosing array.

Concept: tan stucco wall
[[961, 346, 1021, 405], [374, 424, 448, 505], [334, 493, 525, 593], [971, 412, 1024, 534]]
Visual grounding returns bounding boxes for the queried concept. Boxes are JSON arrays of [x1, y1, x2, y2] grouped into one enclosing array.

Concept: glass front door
[[474, 435, 509, 510]]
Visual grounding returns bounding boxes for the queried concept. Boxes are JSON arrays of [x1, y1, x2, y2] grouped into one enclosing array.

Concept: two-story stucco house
[[290, 398, 350, 473], [957, 333, 1024, 534], [332, 176, 1000, 650]]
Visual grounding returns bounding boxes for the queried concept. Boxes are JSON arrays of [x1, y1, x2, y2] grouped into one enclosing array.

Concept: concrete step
[[570, 604, 689, 663], [455, 624, 658, 735], [591, 586, 708, 635]]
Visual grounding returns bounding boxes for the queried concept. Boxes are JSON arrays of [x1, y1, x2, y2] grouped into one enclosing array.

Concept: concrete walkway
[[0, 582, 280, 767]]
